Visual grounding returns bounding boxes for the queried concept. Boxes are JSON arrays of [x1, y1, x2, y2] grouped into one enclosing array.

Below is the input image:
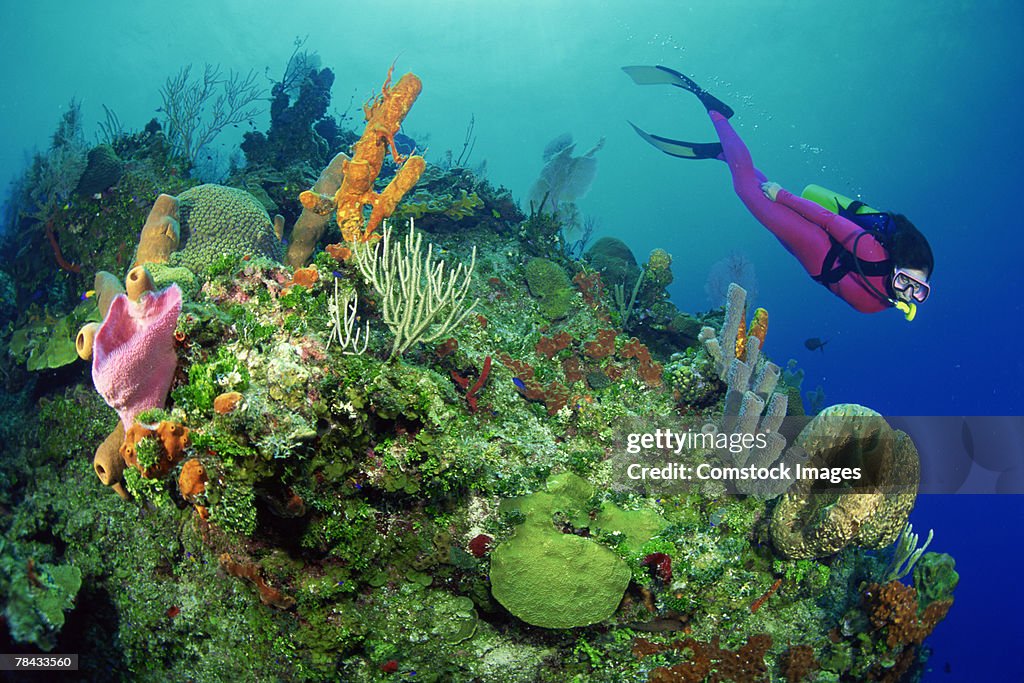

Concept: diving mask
[[892, 268, 930, 303]]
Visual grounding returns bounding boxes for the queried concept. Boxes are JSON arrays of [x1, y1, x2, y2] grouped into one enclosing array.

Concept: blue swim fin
[[622, 65, 734, 119], [627, 122, 723, 160]]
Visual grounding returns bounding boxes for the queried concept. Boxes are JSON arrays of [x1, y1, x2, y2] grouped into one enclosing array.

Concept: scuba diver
[[623, 65, 933, 321]]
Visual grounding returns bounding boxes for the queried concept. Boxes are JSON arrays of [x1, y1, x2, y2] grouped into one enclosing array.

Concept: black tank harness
[[810, 201, 894, 303]]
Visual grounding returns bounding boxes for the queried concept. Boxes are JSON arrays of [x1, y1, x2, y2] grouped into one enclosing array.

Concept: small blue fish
[[512, 377, 526, 393]]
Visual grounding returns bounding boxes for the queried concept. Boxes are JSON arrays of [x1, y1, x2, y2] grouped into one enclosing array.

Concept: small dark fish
[[512, 377, 527, 393], [804, 337, 828, 352]]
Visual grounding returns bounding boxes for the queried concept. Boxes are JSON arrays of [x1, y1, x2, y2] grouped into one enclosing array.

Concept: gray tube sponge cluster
[[698, 282, 797, 498]]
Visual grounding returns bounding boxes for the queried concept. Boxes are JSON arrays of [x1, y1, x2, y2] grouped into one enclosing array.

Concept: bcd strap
[[812, 235, 891, 286]]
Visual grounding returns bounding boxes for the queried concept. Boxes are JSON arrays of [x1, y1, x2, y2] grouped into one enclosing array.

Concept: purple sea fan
[[705, 252, 758, 308]]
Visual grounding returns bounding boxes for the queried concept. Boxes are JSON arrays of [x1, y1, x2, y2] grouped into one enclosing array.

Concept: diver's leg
[[709, 111, 830, 273]]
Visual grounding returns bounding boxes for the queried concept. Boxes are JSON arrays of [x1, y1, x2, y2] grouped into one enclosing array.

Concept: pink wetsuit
[[709, 110, 892, 313]]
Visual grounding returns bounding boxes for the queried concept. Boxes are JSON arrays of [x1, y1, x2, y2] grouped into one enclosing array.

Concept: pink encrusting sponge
[[92, 284, 182, 430]]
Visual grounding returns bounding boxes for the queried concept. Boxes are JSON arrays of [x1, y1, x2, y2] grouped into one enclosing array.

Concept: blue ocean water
[[0, 1, 1020, 679]]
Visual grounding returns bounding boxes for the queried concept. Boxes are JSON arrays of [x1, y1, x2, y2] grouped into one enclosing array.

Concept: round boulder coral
[[171, 184, 284, 274], [489, 473, 635, 629], [769, 404, 920, 559], [490, 524, 630, 629]]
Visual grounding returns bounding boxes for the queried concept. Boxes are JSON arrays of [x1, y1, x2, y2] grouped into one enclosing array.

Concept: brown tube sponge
[[94, 271, 126, 319], [76, 322, 100, 360], [132, 194, 181, 268], [93, 422, 126, 488], [125, 266, 156, 302], [286, 152, 348, 268]]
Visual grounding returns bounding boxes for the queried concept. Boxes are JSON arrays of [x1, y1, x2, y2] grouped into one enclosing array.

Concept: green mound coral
[[592, 505, 667, 554], [170, 184, 284, 275], [75, 143, 124, 195], [145, 262, 199, 299], [490, 473, 665, 629], [585, 236, 640, 288], [490, 523, 630, 629], [770, 404, 921, 559], [524, 257, 573, 320]]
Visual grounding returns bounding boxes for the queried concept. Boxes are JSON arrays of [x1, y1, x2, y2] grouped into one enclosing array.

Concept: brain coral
[[170, 184, 284, 274], [770, 404, 920, 559]]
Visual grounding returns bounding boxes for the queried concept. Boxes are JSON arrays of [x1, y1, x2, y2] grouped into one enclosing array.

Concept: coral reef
[[0, 61, 954, 683]]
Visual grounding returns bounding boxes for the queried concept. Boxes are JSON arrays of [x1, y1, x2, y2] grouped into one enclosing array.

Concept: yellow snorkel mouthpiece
[[895, 300, 917, 321]]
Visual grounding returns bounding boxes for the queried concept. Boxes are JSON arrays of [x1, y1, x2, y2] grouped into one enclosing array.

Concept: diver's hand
[[761, 182, 782, 201]]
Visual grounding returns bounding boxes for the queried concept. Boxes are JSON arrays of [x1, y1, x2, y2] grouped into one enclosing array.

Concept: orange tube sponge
[[747, 308, 769, 351], [298, 67, 425, 244], [364, 155, 426, 241], [735, 307, 769, 361], [178, 458, 209, 519], [120, 420, 190, 479]]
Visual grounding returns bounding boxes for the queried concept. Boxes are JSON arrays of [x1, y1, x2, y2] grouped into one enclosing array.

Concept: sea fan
[[705, 251, 758, 308]]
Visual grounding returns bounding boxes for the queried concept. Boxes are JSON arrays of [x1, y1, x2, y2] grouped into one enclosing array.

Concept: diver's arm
[[774, 189, 887, 259]]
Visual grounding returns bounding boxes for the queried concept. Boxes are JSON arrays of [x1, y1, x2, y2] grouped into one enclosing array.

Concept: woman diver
[[623, 65, 933, 321]]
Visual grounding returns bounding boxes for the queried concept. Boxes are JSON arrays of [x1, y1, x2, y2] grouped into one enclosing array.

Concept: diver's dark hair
[[881, 214, 934, 277]]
